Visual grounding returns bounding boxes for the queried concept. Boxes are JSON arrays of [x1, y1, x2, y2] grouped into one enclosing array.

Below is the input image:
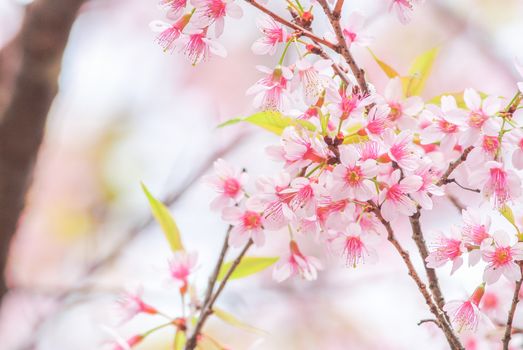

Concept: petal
[[464, 88, 481, 110]]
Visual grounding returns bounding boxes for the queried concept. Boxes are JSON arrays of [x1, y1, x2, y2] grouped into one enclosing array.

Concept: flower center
[[438, 119, 458, 134], [468, 111, 488, 128], [388, 102, 402, 121], [493, 246, 512, 267], [243, 211, 262, 230], [223, 178, 240, 197], [482, 136, 499, 155], [346, 166, 363, 186]]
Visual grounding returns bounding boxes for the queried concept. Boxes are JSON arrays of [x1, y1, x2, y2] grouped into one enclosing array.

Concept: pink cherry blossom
[[340, 12, 372, 48], [251, 172, 292, 230], [461, 89, 501, 146], [408, 160, 444, 210], [150, 14, 191, 52], [426, 227, 465, 274], [116, 287, 157, 324], [168, 251, 198, 291], [251, 16, 288, 55], [382, 129, 419, 171], [159, 0, 187, 20], [468, 161, 522, 207], [326, 84, 373, 123], [364, 104, 391, 137], [222, 199, 265, 247], [278, 177, 318, 216], [330, 223, 379, 267], [465, 135, 500, 166], [379, 169, 422, 222], [461, 207, 491, 266], [443, 285, 484, 332], [266, 126, 332, 171], [420, 96, 466, 155], [204, 158, 247, 211], [273, 241, 323, 282], [388, 0, 422, 24], [246, 65, 293, 111], [191, 0, 243, 38], [383, 77, 424, 130], [295, 58, 332, 105], [331, 145, 378, 201], [180, 29, 227, 65], [481, 231, 523, 284]]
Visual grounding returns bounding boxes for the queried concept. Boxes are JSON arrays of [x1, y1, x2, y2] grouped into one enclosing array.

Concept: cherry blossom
[[222, 199, 266, 247], [191, 0, 243, 37], [505, 128, 523, 169], [340, 12, 372, 48], [273, 241, 323, 282], [159, 0, 187, 20], [251, 16, 288, 55], [426, 227, 465, 274], [168, 251, 198, 291], [331, 145, 378, 201], [180, 29, 227, 65], [379, 169, 422, 222], [330, 223, 379, 267], [204, 158, 247, 211], [294, 58, 332, 105], [461, 89, 501, 146], [516, 58, 523, 93], [468, 161, 521, 207], [481, 231, 523, 284], [444, 285, 485, 332], [383, 77, 423, 130], [116, 288, 157, 324], [388, 0, 422, 24], [382, 129, 419, 171], [246, 65, 293, 111]]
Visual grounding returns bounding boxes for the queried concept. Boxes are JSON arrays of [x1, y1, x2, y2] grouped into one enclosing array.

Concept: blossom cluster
[[107, 0, 523, 349]]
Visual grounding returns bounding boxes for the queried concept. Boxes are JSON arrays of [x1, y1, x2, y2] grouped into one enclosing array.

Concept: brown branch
[[417, 318, 439, 327], [409, 211, 448, 320], [243, 0, 337, 50], [0, 0, 87, 301], [185, 239, 253, 350], [332, 0, 344, 19], [502, 263, 523, 350], [315, 0, 368, 94], [308, 43, 350, 85], [436, 146, 473, 187], [373, 207, 463, 350]]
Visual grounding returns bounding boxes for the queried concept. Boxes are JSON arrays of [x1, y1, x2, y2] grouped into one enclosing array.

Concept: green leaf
[[217, 256, 278, 281], [213, 307, 267, 336], [404, 47, 439, 96], [218, 111, 316, 135], [500, 204, 516, 225], [367, 49, 400, 78], [141, 183, 184, 252], [174, 331, 186, 350], [343, 134, 368, 144]]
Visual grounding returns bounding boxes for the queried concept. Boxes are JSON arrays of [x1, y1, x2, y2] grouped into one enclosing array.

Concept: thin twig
[[417, 318, 439, 326], [444, 179, 480, 193], [185, 239, 253, 350], [502, 263, 523, 350], [436, 146, 473, 187], [315, 0, 368, 94], [373, 206, 463, 350], [243, 0, 337, 50]]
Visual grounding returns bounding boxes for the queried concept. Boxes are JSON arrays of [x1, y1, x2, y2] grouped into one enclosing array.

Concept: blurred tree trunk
[[0, 0, 86, 302]]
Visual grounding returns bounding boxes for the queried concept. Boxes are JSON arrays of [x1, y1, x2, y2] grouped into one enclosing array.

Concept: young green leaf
[[218, 111, 316, 135], [368, 49, 400, 78], [500, 205, 516, 226], [404, 47, 439, 97], [141, 183, 184, 252], [174, 330, 186, 350], [217, 256, 278, 281], [213, 307, 267, 336]]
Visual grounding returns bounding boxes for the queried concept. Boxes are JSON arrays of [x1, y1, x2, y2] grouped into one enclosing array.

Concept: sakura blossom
[[204, 158, 247, 211], [468, 161, 522, 207], [330, 223, 379, 267], [251, 16, 288, 55], [273, 240, 323, 282], [383, 77, 424, 130], [426, 227, 466, 274], [190, 0, 243, 38], [481, 231, 523, 284], [222, 199, 266, 247], [444, 285, 485, 332], [378, 169, 422, 222], [115, 288, 157, 324], [168, 251, 198, 291], [388, 0, 422, 24], [246, 65, 293, 111], [340, 12, 372, 48]]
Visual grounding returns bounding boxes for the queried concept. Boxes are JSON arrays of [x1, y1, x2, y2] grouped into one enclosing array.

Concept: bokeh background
[[1, 0, 523, 349]]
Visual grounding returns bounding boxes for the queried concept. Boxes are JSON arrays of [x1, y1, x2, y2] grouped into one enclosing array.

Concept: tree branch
[[185, 239, 253, 350], [315, 0, 368, 94], [0, 0, 87, 302], [373, 206, 463, 350], [502, 263, 523, 350]]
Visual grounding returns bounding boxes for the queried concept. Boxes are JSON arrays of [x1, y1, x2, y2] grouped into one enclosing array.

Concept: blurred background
[[0, 0, 523, 349]]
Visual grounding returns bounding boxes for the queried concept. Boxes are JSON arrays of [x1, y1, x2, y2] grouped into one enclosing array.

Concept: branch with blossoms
[[104, 0, 523, 349]]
